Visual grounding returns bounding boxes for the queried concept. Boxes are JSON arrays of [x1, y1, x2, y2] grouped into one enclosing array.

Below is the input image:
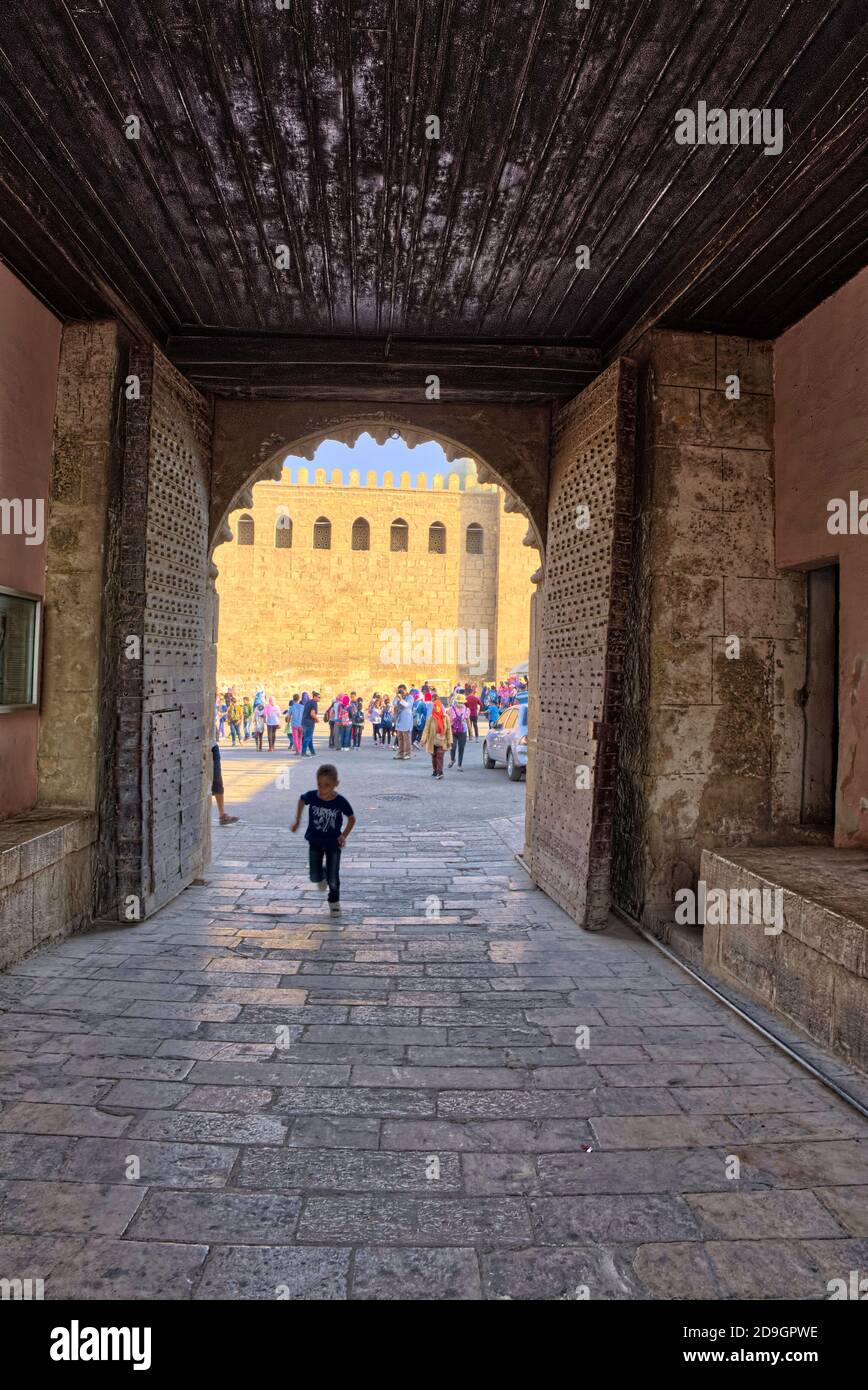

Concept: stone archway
[[203, 400, 550, 871], [209, 400, 550, 562]]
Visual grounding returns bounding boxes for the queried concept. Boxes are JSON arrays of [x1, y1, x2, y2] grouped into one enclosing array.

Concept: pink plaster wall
[[0, 264, 61, 817], [775, 266, 868, 847]]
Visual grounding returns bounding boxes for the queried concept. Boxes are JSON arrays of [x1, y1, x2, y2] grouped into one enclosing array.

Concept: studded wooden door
[[531, 359, 637, 929], [116, 345, 212, 920]]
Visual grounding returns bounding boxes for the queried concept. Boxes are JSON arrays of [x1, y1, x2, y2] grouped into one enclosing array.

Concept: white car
[[482, 702, 528, 781]]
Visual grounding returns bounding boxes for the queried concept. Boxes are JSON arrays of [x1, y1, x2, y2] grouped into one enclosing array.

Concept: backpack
[[381, 707, 393, 728]]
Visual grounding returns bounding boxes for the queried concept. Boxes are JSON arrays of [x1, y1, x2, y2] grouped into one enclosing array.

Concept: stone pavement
[[0, 738, 866, 1299]]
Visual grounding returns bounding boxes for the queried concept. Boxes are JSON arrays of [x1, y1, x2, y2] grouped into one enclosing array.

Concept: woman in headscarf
[[327, 695, 340, 748], [251, 699, 266, 751], [448, 692, 470, 770], [423, 695, 453, 779], [338, 693, 352, 750]]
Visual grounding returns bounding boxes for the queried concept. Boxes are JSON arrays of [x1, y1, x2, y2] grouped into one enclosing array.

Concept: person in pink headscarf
[[264, 695, 281, 752], [338, 693, 352, 750]]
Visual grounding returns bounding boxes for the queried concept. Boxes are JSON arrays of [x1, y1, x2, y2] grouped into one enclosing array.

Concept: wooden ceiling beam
[[164, 334, 601, 400]]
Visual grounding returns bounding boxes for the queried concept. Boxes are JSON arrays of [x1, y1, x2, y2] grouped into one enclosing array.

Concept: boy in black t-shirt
[[291, 763, 355, 914]]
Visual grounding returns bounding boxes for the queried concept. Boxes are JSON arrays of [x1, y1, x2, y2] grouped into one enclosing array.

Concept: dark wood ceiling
[[0, 0, 866, 400]]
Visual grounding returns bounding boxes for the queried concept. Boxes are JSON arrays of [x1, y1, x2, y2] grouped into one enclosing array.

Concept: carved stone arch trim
[[209, 400, 550, 569]]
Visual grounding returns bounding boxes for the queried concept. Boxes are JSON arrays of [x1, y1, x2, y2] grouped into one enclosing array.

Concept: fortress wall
[[214, 471, 531, 699], [496, 496, 542, 676]]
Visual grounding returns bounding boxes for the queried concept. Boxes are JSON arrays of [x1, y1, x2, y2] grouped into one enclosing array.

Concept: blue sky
[[282, 433, 457, 484]]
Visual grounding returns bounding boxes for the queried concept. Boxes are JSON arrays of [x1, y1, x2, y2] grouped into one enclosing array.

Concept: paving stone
[[100, 1080, 195, 1109], [806, 1187, 868, 1237], [298, 1195, 532, 1245], [13, 1078, 113, 1106], [351, 1065, 526, 1089], [43, 1237, 209, 1300], [287, 1116, 381, 1149], [238, 1146, 462, 1192], [704, 1239, 832, 1299], [274, 1087, 436, 1117], [175, 1085, 275, 1113], [0, 1134, 78, 1180], [382, 1118, 593, 1152], [482, 1245, 643, 1300], [686, 1189, 848, 1239], [60, 1056, 195, 1081], [632, 1241, 721, 1299], [129, 1109, 287, 1145], [195, 1245, 349, 1300], [0, 1232, 85, 1287], [531, 1146, 779, 1196], [0, 1180, 145, 1236], [352, 1247, 482, 1300], [128, 1190, 302, 1244], [0, 1103, 133, 1138], [589, 1115, 744, 1150], [529, 1194, 700, 1243], [729, 1110, 868, 1142], [726, 1139, 868, 1187], [62, 1137, 238, 1189], [185, 1060, 350, 1087]]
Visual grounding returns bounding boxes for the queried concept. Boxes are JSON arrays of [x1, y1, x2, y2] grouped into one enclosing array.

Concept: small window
[[351, 517, 370, 551], [428, 521, 446, 554], [466, 523, 483, 554], [500, 708, 519, 731], [313, 516, 331, 550], [0, 587, 41, 709], [236, 514, 254, 545], [275, 513, 292, 548], [390, 518, 409, 552]]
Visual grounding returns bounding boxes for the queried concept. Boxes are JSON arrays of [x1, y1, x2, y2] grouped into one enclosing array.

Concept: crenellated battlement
[[279, 458, 499, 491]]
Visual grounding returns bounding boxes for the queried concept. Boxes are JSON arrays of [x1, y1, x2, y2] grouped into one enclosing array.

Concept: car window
[[519, 707, 528, 730], [500, 708, 518, 731]]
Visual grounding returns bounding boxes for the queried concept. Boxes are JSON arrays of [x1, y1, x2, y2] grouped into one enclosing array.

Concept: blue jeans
[[309, 844, 341, 902], [340, 724, 351, 748], [301, 724, 315, 756]]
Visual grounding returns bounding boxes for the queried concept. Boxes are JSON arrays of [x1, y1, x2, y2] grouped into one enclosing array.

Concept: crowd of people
[[214, 677, 529, 778], [212, 674, 529, 905]]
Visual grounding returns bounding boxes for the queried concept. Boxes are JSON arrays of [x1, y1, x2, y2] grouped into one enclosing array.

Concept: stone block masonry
[[702, 845, 868, 1072], [614, 330, 806, 930]]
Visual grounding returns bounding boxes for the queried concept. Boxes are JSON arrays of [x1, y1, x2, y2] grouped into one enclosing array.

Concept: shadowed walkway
[[0, 743, 866, 1299]]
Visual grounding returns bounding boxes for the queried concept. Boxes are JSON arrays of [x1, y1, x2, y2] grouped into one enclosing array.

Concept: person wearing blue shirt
[[291, 763, 355, 914]]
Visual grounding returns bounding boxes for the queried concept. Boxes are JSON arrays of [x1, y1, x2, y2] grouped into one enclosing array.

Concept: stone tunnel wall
[[613, 329, 807, 930]]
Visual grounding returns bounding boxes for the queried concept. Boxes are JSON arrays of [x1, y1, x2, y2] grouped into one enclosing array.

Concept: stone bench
[[0, 809, 97, 970], [701, 845, 868, 1073]]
